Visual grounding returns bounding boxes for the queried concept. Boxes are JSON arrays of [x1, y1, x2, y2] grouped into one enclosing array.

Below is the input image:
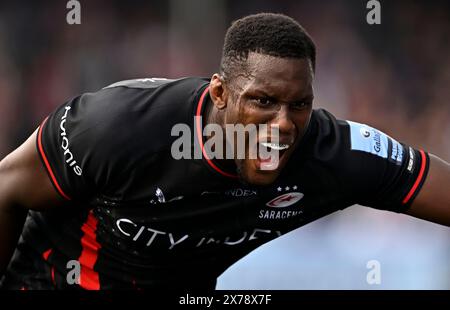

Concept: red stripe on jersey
[[37, 117, 71, 200], [42, 249, 56, 285], [51, 267, 56, 285], [402, 150, 427, 205], [78, 211, 101, 290], [42, 248, 52, 260], [195, 86, 238, 179]]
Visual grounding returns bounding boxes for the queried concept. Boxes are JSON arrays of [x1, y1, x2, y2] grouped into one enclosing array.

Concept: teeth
[[261, 142, 290, 150]]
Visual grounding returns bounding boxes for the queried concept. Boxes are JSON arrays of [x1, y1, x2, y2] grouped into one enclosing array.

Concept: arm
[[406, 154, 450, 226], [0, 129, 65, 275]]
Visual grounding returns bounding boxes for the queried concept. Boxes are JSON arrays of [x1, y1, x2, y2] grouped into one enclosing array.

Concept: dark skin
[[0, 52, 449, 277], [208, 53, 314, 185]]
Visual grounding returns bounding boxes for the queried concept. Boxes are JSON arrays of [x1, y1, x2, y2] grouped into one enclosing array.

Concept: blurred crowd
[[0, 0, 448, 288]]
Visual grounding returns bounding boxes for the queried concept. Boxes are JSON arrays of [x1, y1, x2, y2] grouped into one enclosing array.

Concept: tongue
[[260, 157, 272, 163]]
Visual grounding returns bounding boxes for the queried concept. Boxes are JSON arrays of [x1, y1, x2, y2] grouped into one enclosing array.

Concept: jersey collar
[[195, 85, 239, 179]]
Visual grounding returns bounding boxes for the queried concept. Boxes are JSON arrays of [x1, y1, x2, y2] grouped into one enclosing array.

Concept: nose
[[272, 105, 296, 135]]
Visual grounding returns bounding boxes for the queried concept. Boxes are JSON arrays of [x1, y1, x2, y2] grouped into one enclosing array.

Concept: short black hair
[[220, 13, 316, 81]]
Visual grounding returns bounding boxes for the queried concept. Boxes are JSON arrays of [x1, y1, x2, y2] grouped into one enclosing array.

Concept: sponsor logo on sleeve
[[59, 106, 82, 176], [347, 121, 402, 161], [360, 127, 371, 138], [407, 147, 415, 172], [390, 140, 404, 164]]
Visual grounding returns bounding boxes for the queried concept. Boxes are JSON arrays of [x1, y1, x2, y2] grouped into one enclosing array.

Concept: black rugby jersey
[[2, 77, 429, 289]]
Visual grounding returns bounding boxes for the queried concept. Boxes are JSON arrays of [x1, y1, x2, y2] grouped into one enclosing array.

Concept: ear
[[209, 74, 227, 110]]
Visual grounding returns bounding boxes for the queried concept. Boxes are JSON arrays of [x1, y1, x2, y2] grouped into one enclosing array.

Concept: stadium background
[[0, 0, 448, 289]]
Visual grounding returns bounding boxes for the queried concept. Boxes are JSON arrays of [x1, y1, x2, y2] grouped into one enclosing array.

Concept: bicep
[[0, 129, 65, 210], [406, 154, 450, 226]]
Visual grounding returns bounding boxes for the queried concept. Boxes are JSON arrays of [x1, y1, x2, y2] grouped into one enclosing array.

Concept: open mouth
[[256, 142, 291, 170]]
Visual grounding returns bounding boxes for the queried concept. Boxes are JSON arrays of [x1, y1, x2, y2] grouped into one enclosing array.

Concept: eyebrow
[[247, 89, 314, 103], [297, 94, 314, 101], [246, 89, 275, 98]]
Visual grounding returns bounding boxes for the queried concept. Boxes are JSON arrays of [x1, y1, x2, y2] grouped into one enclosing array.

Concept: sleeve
[[36, 78, 193, 202], [36, 94, 99, 201], [338, 119, 430, 212], [36, 88, 136, 201]]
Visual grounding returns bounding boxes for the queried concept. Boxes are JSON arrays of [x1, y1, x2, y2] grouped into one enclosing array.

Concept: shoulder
[[309, 108, 399, 162], [37, 77, 209, 198], [55, 77, 209, 152], [305, 109, 411, 200], [296, 108, 401, 184], [83, 76, 209, 124]]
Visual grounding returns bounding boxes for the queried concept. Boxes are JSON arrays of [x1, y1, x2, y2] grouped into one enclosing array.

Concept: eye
[[254, 97, 274, 106], [291, 101, 311, 110]]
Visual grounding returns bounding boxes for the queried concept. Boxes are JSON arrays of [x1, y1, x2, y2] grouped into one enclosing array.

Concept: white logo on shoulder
[[266, 192, 304, 208], [59, 106, 82, 176]]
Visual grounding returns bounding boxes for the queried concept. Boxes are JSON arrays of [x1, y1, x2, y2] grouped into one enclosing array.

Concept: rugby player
[[0, 13, 449, 289]]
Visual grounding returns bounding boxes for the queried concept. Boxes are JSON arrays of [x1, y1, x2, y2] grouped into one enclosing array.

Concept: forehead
[[237, 52, 314, 99]]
